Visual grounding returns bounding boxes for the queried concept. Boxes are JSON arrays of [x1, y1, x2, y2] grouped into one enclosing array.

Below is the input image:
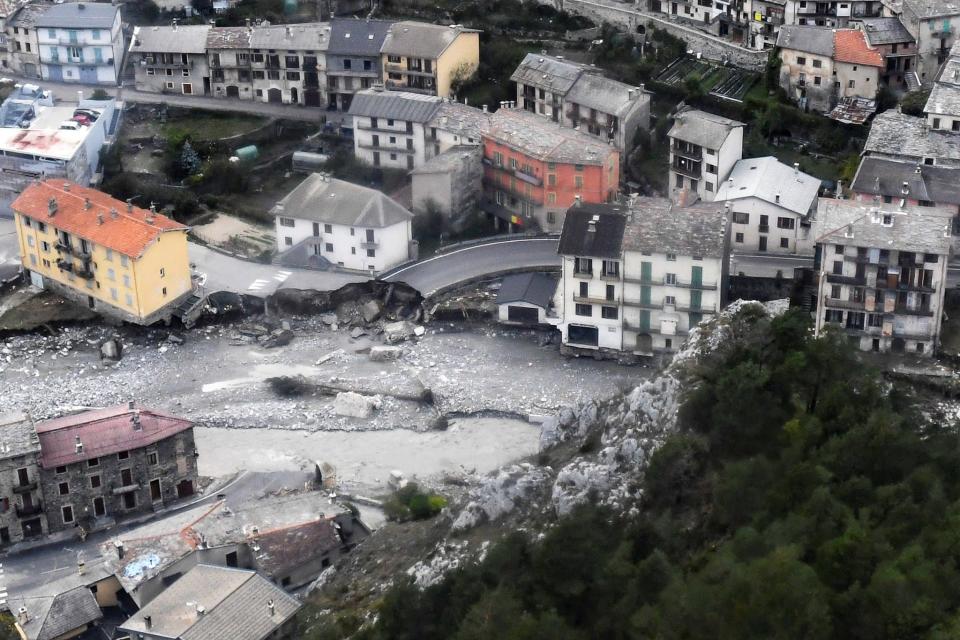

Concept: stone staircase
[[905, 71, 921, 92]]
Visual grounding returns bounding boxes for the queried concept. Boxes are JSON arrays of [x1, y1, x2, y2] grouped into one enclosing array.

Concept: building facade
[[411, 145, 482, 217], [13, 180, 194, 325], [667, 108, 744, 203], [273, 173, 414, 273], [856, 16, 918, 90], [6, 4, 45, 78], [481, 108, 620, 233], [348, 89, 441, 170], [35, 3, 124, 85], [556, 199, 728, 358], [814, 199, 951, 355], [900, 0, 960, 86], [36, 404, 198, 535], [326, 18, 392, 111], [129, 24, 211, 95], [380, 21, 479, 98], [0, 413, 45, 545]]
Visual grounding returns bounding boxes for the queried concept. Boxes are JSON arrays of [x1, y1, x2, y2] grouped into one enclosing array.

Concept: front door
[[267, 88, 282, 103], [290, 87, 298, 104], [305, 89, 320, 107], [93, 496, 105, 517], [47, 64, 63, 82], [22, 518, 42, 538], [79, 66, 98, 83], [690, 289, 702, 310], [123, 492, 136, 509], [759, 236, 767, 252], [150, 479, 162, 502], [176, 479, 194, 498], [203, 77, 210, 94], [226, 85, 240, 98], [182, 83, 193, 95]]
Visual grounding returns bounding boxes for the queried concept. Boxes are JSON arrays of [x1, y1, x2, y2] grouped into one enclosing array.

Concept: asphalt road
[[382, 237, 562, 296]]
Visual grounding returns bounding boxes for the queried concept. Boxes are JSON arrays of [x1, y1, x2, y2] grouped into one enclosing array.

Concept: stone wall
[[0, 455, 46, 545], [41, 430, 198, 535], [540, 0, 768, 71]]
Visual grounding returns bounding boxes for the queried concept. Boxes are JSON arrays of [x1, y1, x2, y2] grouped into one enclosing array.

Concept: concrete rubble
[[334, 391, 382, 419]]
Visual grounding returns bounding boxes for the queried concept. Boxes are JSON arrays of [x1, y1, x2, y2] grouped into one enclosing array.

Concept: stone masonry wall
[[40, 430, 198, 535], [540, 0, 768, 71], [0, 455, 46, 545]]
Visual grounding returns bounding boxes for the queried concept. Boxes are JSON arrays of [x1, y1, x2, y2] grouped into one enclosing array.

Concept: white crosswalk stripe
[[247, 279, 270, 291], [273, 270, 292, 282]]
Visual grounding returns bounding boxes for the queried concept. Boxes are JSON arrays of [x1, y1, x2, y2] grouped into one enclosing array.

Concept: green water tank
[[235, 145, 259, 162], [284, 0, 297, 13]]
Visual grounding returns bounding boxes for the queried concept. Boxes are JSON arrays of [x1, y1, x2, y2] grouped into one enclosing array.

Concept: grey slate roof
[[815, 198, 953, 254], [622, 197, 727, 259], [510, 53, 589, 94], [483, 108, 615, 165], [11, 586, 102, 640], [496, 272, 558, 308], [902, 0, 960, 19], [119, 565, 300, 640], [0, 412, 39, 461], [858, 17, 915, 46], [925, 42, 960, 116], [347, 89, 442, 122], [273, 174, 413, 228], [429, 101, 491, 139], [668, 107, 744, 150], [864, 110, 960, 162], [207, 26, 252, 50], [381, 21, 479, 59], [776, 25, 835, 57], [714, 156, 820, 216], [132, 25, 211, 54], [851, 156, 960, 204], [565, 72, 648, 118], [248, 22, 330, 51], [411, 145, 479, 174], [558, 203, 629, 258], [9, 3, 46, 28], [328, 18, 393, 56], [34, 2, 117, 29]]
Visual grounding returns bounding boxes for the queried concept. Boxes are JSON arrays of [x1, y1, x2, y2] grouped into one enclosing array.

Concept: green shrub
[[382, 482, 446, 522]]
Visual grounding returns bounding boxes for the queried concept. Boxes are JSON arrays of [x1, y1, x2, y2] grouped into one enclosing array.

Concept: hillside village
[[0, 0, 957, 637]]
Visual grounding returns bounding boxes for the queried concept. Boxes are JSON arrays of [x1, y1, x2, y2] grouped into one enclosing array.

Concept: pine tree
[[180, 140, 201, 176]]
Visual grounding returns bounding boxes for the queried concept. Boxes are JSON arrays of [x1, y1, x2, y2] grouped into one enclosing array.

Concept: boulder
[[361, 299, 382, 323], [350, 327, 367, 339], [369, 346, 403, 362], [320, 313, 338, 326], [263, 329, 294, 348], [167, 333, 184, 345], [333, 391, 381, 418], [100, 339, 122, 361], [383, 321, 415, 344]]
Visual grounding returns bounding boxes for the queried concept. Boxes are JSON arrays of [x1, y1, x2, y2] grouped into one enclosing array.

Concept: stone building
[[899, 0, 960, 86], [411, 145, 482, 218], [0, 413, 45, 545], [129, 24, 212, 95], [34, 403, 198, 535], [325, 18, 392, 111], [667, 107, 744, 203], [856, 16, 918, 90]]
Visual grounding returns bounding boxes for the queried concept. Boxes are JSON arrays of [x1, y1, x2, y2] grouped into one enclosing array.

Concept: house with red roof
[[776, 26, 884, 115], [12, 180, 199, 326]]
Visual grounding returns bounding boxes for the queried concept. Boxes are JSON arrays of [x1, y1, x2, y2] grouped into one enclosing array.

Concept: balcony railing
[[573, 294, 619, 305], [56, 242, 72, 255], [15, 502, 42, 518], [671, 161, 701, 179], [357, 142, 416, 154], [893, 304, 934, 317], [112, 482, 141, 495], [825, 273, 865, 286], [56, 260, 73, 273], [671, 142, 702, 159], [360, 241, 379, 249], [822, 295, 865, 310], [622, 276, 718, 290], [12, 481, 37, 494]]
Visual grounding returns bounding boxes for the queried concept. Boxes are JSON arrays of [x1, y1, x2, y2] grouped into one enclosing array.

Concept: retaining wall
[[541, 0, 768, 71]]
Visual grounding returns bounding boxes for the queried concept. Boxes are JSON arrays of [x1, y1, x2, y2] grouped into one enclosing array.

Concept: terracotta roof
[[834, 29, 884, 67], [12, 180, 187, 258], [35, 404, 193, 468]]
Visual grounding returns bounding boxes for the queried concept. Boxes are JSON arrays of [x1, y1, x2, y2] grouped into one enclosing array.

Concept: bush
[[382, 482, 446, 522], [900, 89, 930, 116]]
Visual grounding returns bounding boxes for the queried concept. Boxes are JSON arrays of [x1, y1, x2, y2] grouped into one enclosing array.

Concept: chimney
[[115, 540, 124, 560], [144, 615, 152, 630], [96, 213, 103, 225], [285, 25, 292, 38], [63, 183, 70, 192], [125, 198, 133, 213], [172, 18, 178, 31], [793, 162, 799, 175], [482, 104, 488, 113], [110, 207, 118, 219], [75, 435, 83, 455], [775, 192, 780, 203], [835, 180, 843, 198], [575, 195, 583, 207], [915, 164, 922, 174], [77, 90, 83, 103], [196, 605, 206, 616], [587, 213, 598, 233], [84, 197, 92, 210], [268, 600, 276, 617], [78, 559, 85, 576], [132, 410, 142, 431], [17, 607, 28, 626], [901, 180, 910, 196], [47, 197, 57, 216], [77, 2, 85, 8]]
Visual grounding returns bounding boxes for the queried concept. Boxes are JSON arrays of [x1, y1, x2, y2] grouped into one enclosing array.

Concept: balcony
[[56, 241, 73, 255], [573, 294, 618, 306], [676, 304, 716, 314], [622, 298, 663, 310], [360, 241, 379, 249], [600, 270, 620, 281], [357, 142, 416, 154], [482, 158, 543, 186], [822, 295, 865, 311], [893, 304, 935, 317], [15, 502, 42, 518], [671, 160, 701, 179], [826, 273, 865, 286], [56, 259, 73, 273], [671, 142, 702, 159], [141, 57, 193, 68], [75, 267, 94, 280], [12, 481, 37, 494], [481, 177, 544, 206], [112, 482, 141, 495], [573, 269, 593, 278]]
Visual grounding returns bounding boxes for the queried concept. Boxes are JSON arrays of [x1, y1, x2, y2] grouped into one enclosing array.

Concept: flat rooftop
[[0, 105, 104, 161]]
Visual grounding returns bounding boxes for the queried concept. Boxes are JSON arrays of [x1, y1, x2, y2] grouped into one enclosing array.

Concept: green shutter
[[690, 290, 702, 310], [639, 310, 650, 331], [641, 261, 652, 283], [691, 265, 703, 287], [640, 286, 651, 305]]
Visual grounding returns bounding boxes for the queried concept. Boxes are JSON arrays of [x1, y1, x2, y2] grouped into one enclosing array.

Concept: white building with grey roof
[[668, 107, 744, 204], [129, 24, 211, 95], [851, 156, 960, 225], [900, 0, 960, 86], [117, 564, 301, 640], [510, 53, 650, 157], [326, 18, 393, 111], [272, 173, 414, 273], [814, 198, 953, 355], [556, 198, 728, 359], [924, 39, 960, 129], [715, 156, 821, 256], [348, 88, 441, 170], [34, 2, 123, 85], [863, 109, 960, 167]]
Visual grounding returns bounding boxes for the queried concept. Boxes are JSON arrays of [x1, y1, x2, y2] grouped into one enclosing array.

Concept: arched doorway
[[636, 333, 653, 354], [891, 337, 906, 353], [267, 88, 282, 103], [290, 87, 298, 104], [305, 89, 320, 107], [225, 85, 239, 98]]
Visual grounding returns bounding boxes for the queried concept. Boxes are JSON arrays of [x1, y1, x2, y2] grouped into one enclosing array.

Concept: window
[[279, 217, 295, 227], [601, 260, 619, 277], [797, 56, 806, 65], [547, 211, 556, 223], [574, 164, 584, 172], [547, 174, 557, 186], [666, 253, 677, 261], [735, 232, 744, 243], [121, 255, 128, 267], [665, 295, 676, 305], [325, 243, 333, 252], [848, 79, 855, 88], [916, 342, 925, 353], [324, 224, 333, 233], [831, 285, 841, 298], [574, 176, 584, 189], [61, 505, 74, 524], [367, 249, 376, 258], [575, 258, 593, 275], [147, 452, 159, 465], [705, 163, 717, 174], [777, 217, 796, 230], [162, 287, 167, 297], [812, 59, 822, 68], [706, 182, 713, 192], [575, 304, 592, 316], [159, 267, 165, 278], [90, 475, 101, 489], [107, 267, 115, 281], [88, 457, 99, 468], [933, 118, 941, 129], [665, 273, 677, 285], [601, 306, 618, 319], [780, 238, 789, 248], [56, 465, 67, 475], [814, 76, 822, 86], [868, 313, 882, 328], [832, 260, 843, 275], [825, 309, 843, 323], [58, 482, 69, 496], [118, 451, 129, 460], [732, 212, 749, 224], [110, 287, 118, 301], [547, 193, 556, 204]]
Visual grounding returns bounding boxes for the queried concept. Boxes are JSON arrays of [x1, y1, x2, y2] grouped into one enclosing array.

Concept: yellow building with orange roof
[[12, 180, 197, 325]]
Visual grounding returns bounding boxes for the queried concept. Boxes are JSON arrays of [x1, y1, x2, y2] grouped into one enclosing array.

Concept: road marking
[[247, 279, 270, 291], [273, 270, 292, 282]]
